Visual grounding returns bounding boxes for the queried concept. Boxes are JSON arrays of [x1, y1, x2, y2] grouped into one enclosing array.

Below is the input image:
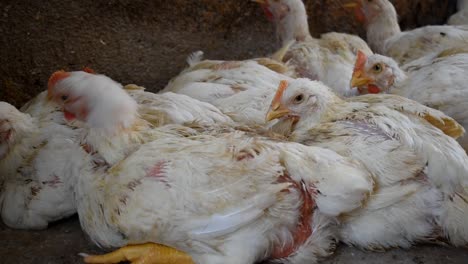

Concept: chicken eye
[[61, 95, 68, 101], [293, 94, 304, 104], [372, 63, 383, 73]]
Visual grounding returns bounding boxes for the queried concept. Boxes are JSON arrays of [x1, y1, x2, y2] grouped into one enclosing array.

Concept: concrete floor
[[1, 216, 467, 264]]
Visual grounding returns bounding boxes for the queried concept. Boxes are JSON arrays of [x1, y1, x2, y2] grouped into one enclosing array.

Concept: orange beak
[[47, 70, 70, 100], [351, 50, 373, 88], [266, 80, 291, 122]]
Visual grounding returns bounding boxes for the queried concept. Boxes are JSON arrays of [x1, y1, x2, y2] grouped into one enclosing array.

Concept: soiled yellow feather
[[436, 47, 468, 59], [349, 94, 465, 139]]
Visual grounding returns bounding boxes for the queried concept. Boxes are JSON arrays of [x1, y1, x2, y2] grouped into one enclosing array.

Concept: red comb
[[272, 80, 289, 104], [48, 70, 70, 90], [83, 67, 96, 74], [354, 50, 368, 71], [262, 6, 274, 21], [47, 70, 70, 99], [354, 3, 366, 24]]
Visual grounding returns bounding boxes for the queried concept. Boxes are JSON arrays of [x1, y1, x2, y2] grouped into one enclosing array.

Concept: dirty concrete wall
[[0, 0, 456, 107]]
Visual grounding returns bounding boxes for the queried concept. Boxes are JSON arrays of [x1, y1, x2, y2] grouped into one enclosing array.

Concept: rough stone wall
[[0, 0, 456, 107]]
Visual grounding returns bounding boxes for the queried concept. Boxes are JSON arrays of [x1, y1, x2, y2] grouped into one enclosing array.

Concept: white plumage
[[162, 54, 294, 127], [0, 99, 89, 230], [255, 0, 372, 97], [48, 70, 239, 164], [80, 132, 372, 264], [266, 78, 468, 248], [448, 0, 468, 25], [47, 71, 373, 264], [350, 0, 468, 65], [0, 68, 238, 230], [350, 48, 468, 151]]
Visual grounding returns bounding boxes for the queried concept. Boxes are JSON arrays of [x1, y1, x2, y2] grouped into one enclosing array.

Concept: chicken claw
[[82, 243, 194, 264]]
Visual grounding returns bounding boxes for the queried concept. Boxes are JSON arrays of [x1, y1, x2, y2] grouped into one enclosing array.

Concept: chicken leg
[[82, 243, 194, 264]]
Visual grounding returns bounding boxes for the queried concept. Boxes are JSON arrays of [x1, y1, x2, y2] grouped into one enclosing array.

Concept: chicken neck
[[275, 0, 312, 46], [365, 2, 401, 54]]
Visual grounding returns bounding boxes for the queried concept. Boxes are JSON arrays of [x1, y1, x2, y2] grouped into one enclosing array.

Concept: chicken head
[[266, 79, 340, 133], [0, 102, 33, 160], [345, 0, 387, 24], [252, 0, 310, 44], [47, 70, 138, 133], [350, 50, 404, 94]]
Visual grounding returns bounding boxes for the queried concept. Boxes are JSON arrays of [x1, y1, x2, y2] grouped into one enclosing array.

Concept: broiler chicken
[[254, 0, 373, 97], [162, 51, 295, 127], [350, 48, 468, 150], [347, 0, 468, 65], [266, 79, 468, 248], [47, 70, 241, 165], [0, 68, 236, 230], [66, 69, 235, 129], [0, 99, 90, 230], [448, 0, 468, 25], [47, 70, 373, 264]]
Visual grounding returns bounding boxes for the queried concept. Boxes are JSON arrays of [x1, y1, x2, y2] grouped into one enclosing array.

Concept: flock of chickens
[[2, 0, 468, 263]]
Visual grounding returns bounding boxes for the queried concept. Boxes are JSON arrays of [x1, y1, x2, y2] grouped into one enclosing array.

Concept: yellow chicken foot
[[82, 243, 195, 264]]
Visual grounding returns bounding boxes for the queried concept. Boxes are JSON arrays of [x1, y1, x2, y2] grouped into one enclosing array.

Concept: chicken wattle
[[46, 70, 373, 264], [266, 78, 468, 248], [255, 0, 373, 97]]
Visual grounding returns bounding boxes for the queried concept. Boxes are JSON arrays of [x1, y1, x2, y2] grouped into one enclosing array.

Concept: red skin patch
[[358, 85, 381, 95], [146, 160, 171, 187], [262, 6, 274, 21], [0, 128, 12, 142], [271, 173, 316, 260], [43, 175, 63, 188], [64, 110, 76, 122], [63, 96, 88, 122], [367, 84, 381, 94]]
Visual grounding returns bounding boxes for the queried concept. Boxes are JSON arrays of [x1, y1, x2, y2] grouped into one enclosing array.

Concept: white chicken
[[350, 48, 468, 150], [347, 0, 468, 65], [47, 70, 242, 165], [0, 68, 237, 231], [0, 99, 89, 230], [266, 78, 468, 248], [64, 68, 236, 129], [254, 0, 373, 97], [47, 70, 373, 264], [162, 51, 295, 127], [448, 0, 468, 25]]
